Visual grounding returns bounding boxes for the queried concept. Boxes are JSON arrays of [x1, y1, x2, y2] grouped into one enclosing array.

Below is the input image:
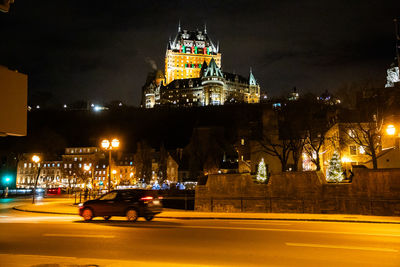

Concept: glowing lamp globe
[[101, 139, 110, 149], [386, 125, 396, 136], [32, 155, 41, 163], [111, 138, 120, 148]]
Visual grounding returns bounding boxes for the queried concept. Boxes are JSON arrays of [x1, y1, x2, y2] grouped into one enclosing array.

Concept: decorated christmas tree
[[326, 151, 344, 182], [256, 158, 268, 183]]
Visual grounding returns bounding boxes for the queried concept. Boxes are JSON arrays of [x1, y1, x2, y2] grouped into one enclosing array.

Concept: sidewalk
[[12, 198, 400, 224]]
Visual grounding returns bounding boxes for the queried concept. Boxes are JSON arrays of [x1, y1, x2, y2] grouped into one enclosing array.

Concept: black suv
[[78, 189, 162, 222]]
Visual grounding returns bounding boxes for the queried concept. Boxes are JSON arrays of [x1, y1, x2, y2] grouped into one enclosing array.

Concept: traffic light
[[1, 172, 15, 187]]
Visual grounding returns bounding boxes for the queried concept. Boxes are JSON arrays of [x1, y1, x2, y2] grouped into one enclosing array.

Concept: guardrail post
[[241, 197, 243, 212], [210, 197, 213, 212]]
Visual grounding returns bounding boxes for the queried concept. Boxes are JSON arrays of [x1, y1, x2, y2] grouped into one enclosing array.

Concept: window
[[99, 191, 117, 201], [349, 146, 357, 155], [348, 130, 355, 138], [241, 139, 245, 145]]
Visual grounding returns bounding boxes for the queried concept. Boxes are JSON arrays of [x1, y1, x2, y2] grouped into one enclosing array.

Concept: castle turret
[[248, 68, 260, 103], [201, 58, 225, 105]]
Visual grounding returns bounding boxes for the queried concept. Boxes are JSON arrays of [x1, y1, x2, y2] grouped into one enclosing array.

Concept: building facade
[[142, 25, 261, 108], [16, 153, 64, 188]]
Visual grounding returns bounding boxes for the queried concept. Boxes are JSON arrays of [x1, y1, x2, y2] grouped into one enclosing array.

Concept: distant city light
[[63, 104, 67, 108], [36, 105, 40, 109], [119, 102, 123, 106], [93, 106, 102, 111]]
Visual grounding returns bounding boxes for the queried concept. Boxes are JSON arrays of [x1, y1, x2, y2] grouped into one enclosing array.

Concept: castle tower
[[165, 22, 222, 84], [201, 58, 225, 105], [248, 68, 260, 103]]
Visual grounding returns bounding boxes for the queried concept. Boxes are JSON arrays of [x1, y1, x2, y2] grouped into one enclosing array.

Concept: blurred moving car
[[78, 189, 162, 222]]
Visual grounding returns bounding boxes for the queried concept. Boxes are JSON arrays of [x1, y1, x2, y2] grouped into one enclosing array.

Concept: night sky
[[1, 0, 399, 106]]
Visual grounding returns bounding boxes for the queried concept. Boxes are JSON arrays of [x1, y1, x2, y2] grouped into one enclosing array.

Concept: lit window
[[24, 163, 27, 168], [359, 146, 365, 154], [241, 139, 245, 145], [349, 146, 357, 155]]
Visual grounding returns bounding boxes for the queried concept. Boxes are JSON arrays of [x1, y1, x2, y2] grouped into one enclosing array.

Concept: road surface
[[1, 199, 400, 266]]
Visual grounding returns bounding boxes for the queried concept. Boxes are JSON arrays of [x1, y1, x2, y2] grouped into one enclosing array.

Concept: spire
[[167, 36, 172, 50], [178, 20, 181, 32], [204, 58, 223, 78], [204, 23, 207, 34], [249, 68, 257, 86]]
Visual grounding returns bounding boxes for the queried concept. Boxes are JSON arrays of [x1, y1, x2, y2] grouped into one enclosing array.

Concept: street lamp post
[[101, 138, 120, 192], [83, 164, 94, 189], [32, 155, 41, 204]]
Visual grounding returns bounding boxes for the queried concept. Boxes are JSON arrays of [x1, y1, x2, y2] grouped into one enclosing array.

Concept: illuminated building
[[16, 153, 64, 188], [165, 23, 221, 84], [142, 24, 261, 108]]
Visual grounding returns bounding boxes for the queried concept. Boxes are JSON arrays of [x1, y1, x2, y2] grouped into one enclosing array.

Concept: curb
[[12, 207, 77, 215], [12, 206, 400, 224]]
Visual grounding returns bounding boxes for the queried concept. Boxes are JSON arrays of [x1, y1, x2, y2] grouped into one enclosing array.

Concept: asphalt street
[[1, 199, 400, 266]]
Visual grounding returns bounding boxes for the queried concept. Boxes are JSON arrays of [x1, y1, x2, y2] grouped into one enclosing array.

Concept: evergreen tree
[[326, 151, 344, 182], [256, 158, 268, 183]]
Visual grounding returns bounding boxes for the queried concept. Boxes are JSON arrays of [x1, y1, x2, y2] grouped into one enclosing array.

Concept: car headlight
[[78, 203, 83, 207]]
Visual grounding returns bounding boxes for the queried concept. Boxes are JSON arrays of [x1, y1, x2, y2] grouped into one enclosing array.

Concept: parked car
[[78, 189, 162, 222], [46, 188, 61, 195]]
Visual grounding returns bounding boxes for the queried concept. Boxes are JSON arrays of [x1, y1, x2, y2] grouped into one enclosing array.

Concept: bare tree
[[343, 120, 382, 169], [342, 88, 387, 169]]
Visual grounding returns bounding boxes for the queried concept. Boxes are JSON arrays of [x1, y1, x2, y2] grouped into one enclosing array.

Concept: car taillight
[[158, 196, 163, 200], [140, 196, 153, 201]]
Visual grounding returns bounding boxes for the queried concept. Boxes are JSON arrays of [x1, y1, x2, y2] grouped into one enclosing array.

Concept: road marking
[[43, 233, 115, 238], [180, 225, 400, 237], [229, 221, 291, 226], [285, 242, 399, 252]]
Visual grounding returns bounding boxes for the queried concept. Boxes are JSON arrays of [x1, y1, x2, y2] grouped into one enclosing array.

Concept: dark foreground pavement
[[1, 200, 400, 266]]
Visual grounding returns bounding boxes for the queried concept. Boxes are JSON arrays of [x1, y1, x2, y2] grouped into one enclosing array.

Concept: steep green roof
[[203, 58, 223, 78]]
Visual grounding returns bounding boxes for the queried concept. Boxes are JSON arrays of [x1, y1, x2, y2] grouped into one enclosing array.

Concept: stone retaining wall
[[195, 169, 400, 216]]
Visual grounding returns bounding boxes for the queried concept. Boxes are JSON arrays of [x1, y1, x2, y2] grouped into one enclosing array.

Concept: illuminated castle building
[[142, 24, 261, 108]]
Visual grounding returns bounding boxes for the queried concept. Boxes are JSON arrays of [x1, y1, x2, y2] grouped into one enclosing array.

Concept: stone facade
[[195, 168, 400, 216]]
